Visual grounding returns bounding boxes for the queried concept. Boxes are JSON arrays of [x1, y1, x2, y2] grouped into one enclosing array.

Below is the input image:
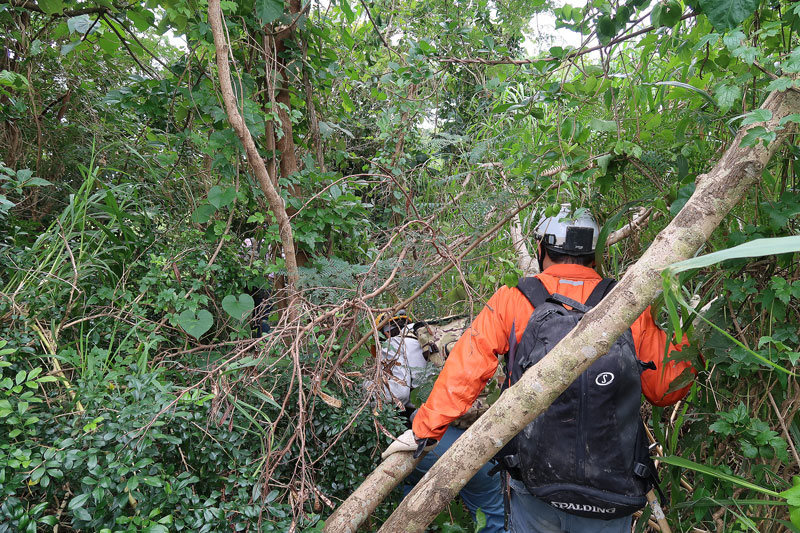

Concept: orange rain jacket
[[412, 263, 695, 441]]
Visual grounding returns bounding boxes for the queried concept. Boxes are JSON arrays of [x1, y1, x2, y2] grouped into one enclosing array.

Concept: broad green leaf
[[37, 0, 64, 15], [781, 48, 800, 73], [474, 508, 487, 532], [779, 113, 800, 126], [0, 70, 28, 89], [191, 203, 216, 223], [589, 118, 617, 132], [176, 309, 213, 339], [502, 271, 519, 288], [657, 0, 683, 27], [68, 493, 92, 510], [255, 0, 284, 24], [700, 0, 759, 31], [60, 41, 81, 56], [97, 34, 121, 55], [692, 33, 720, 51], [723, 29, 746, 50], [740, 126, 775, 147], [596, 15, 616, 45], [222, 294, 255, 321], [767, 77, 794, 92], [127, 10, 154, 32], [731, 45, 758, 65], [67, 15, 94, 35], [714, 82, 741, 112], [741, 109, 772, 125], [658, 456, 781, 497], [207, 185, 236, 208], [492, 103, 514, 114]]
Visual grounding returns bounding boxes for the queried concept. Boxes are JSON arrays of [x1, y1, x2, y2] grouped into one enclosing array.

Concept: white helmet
[[534, 204, 599, 255]]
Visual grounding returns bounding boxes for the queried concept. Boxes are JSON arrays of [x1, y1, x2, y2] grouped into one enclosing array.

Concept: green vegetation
[[0, 0, 799, 530]]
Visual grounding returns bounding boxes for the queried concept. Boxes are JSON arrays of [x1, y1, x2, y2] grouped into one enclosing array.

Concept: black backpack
[[502, 277, 661, 520]]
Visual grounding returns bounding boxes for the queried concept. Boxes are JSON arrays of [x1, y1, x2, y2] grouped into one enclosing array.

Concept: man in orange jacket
[[382, 206, 696, 532]]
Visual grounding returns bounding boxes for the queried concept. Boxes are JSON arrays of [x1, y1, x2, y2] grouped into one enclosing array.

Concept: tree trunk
[[323, 453, 425, 533], [208, 0, 300, 311], [369, 87, 800, 531]]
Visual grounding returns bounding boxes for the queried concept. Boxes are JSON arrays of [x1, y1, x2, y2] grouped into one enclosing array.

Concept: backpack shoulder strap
[[584, 278, 616, 309], [516, 277, 550, 308]]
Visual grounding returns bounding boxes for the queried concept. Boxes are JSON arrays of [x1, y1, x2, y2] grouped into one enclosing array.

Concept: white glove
[[381, 429, 437, 460]]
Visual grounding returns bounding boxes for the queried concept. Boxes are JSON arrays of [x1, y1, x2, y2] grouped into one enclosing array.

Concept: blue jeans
[[508, 478, 632, 533], [404, 426, 505, 533]]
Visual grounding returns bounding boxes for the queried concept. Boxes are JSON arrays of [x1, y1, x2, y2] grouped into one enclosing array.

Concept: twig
[[100, 13, 159, 79], [334, 187, 553, 369], [440, 12, 698, 66], [767, 391, 800, 470]]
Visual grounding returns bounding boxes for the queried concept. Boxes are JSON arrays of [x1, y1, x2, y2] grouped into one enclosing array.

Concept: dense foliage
[[1, 0, 799, 530]]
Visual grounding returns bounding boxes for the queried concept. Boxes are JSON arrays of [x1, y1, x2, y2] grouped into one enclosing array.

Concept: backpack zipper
[[576, 370, 588, 483]]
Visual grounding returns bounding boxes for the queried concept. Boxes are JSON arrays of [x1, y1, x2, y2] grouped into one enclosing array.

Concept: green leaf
[[741, 109, 772, 125], [222, 294, 255, 321], [596, 15, 616, 45], [176, 309, 214, 339], [652, 81, 716, 107], [779, 113, 800, 126], [589, 118, 617, 132], [473, 508, 487, 532], [37, 0, 65, 15], [658, 456, 781, 497], [659, 0, 683, 26], [191, 203, 216, 224], [740, 126, 775, 147], [255, 0, 284, 23], [699, 0, 759, 31], [127, 10, 154, 32], [692, 33, 720, 51], [714, 82, 741, 112], [207, 185, 236, 208], [767, 77, 794, 92], [67, 15, 94, 35], [502, 271, 519, 287], [68, 493, 91, 510], [142, 476, 163, 487], [781, 48, 800, 73], [341, 90, 355, 113], [340, 0, 355, 22], [722, 29, 746, 50], [491, 103, 514, 114], [667, 236, 800, 274], [790, 505, 800, 528], [709, 419, 733, 434], [731, 45, 758, 65], [0, 70, 29, 89], [97, 34, 120, 55], [60, 41, 81, 56]]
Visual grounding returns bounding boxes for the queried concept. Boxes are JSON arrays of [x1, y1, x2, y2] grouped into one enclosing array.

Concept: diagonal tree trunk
[[370, 87, 800, 531], [208, 0, 299, 313]]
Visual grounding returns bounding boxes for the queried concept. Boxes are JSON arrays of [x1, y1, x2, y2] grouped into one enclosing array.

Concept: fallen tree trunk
[[323, 452, 425, 533], [369, 87, 800, 531]]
